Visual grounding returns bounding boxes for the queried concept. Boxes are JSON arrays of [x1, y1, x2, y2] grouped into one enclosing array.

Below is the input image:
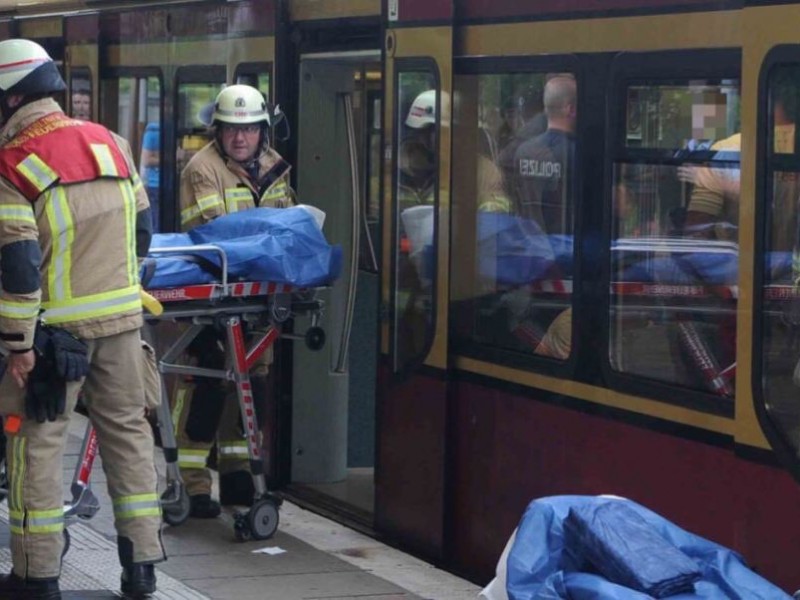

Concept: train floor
[[0, 415, 481, 600]]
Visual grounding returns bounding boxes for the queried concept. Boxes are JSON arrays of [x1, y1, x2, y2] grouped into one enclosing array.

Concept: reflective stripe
[[224, 188, 252, 214], [180, 204, 202, 226], [0, 298, 39, 320], [8, 509, 23, 535], [113, 493, 161, 519], [218, 441, 249, 458], [118, 179, 138, 286], [27, 508, 64, 534], [130, 171, 144, 193], [44, 187, 74, 301], [90, 143, 119, 177], [261, 181, 289, 207], [42, 284, 141, 324], [10, 436, 25, 513], [197, 193, 223, 212], [178, 449, 208, 469], [0, 205, 36, 225], [16, 153, 58, 193], [172, 387, 187, 432]]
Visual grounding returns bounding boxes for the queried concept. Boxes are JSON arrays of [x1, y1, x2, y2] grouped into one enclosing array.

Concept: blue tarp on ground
[[144, 207, 342, 289], [507, 496, 792, 600]]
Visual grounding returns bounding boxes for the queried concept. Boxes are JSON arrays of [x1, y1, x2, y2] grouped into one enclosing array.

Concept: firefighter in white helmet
[[399, 90, 437, 211], [175, 84, 294, 519], [0, 39, 164, 598]]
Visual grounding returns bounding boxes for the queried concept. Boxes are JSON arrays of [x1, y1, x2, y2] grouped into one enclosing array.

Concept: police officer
[[513, 74, 576, 236], [0, 39, 164, 598], [176, 84, 294, 518]]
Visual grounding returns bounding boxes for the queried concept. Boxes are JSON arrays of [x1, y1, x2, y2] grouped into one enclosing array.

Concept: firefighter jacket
[[0, 99, 149, 351], [179, 141, 294, 232]]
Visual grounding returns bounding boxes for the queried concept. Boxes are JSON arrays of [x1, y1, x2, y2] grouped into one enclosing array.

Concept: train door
[[376, 5, 453, 558], [291, 52, 383, 522]]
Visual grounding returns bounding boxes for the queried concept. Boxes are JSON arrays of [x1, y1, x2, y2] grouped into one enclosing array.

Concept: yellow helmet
[[212, 84, 269, 126], [0, 39, 65, 97]]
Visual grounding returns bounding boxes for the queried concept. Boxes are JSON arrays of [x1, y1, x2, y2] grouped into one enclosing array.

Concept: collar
[[0, 98, 63, 146], [219, 145, 284, 188]]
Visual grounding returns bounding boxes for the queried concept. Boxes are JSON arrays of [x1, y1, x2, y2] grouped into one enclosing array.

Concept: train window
[[102, 75, 162, 232], [176, 81, 222, 173], [610, 77, 740, 399], [69, 68, 92, 121], [759, 62, 800, 456], [234, 63, 270, 100], [393, 67, 439, 372], [451, 70, 577, 361]]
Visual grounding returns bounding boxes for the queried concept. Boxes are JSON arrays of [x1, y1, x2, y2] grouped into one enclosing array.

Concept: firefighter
[[176, 84, 294, 518], [0, 39, 165, 598]]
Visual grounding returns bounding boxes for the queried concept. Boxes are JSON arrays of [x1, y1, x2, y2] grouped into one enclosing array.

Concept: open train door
[[64, 13, 99, 124], [376, 0, 453, 559]]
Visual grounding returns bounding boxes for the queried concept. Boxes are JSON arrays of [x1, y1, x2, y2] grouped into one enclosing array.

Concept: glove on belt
[[26, 324, 90, 423]]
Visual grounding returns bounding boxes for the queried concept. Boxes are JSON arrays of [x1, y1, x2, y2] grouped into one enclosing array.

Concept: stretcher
[[0, 242, 329, 550], [75, 244, 326, 543], [142, 244, 327, 540]]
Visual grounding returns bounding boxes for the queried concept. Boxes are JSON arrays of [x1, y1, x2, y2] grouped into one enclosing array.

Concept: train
[[1, 0, 800, 593]]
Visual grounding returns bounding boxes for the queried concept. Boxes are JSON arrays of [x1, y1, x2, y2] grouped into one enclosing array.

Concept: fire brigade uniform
[[0, 99, 164, 579], [175, 140, 293, 501]]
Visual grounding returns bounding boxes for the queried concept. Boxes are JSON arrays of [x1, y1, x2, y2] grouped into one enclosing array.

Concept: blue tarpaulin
[[144, 207, 342, 289], [506, 496, 792, 600]]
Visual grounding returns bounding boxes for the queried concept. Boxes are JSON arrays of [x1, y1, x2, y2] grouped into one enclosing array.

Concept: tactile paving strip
[[0, 503, 208, 599]]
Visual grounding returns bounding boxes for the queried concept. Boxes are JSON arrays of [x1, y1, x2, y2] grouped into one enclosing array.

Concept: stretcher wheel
[[161, 486, 191, 526], [62, 528, 71, 558], [248, 499, 279, 540], [305, 326, 326, 351]]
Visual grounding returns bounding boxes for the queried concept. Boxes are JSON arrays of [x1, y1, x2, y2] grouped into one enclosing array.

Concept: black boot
[[189, 494, 221, 518], [0, 572, 61, 599], [120, 564, 156, 598], [220, 470, 255, 506]]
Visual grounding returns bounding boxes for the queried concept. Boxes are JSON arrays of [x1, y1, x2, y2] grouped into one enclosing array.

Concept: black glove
[[49, 328, 89, 381], [26, 356, 66, 424]]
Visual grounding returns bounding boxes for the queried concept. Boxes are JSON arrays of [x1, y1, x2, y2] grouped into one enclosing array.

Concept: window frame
[[752, 44, 800, 478], [390, 57, 441, 377], [233, 61, 273, 102], [603, 48, 741, 417], [448, 54, 581, 378], [100, 66, 165, 228]]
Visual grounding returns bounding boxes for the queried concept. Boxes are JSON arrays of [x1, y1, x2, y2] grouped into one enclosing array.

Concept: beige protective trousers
[[172, 338, 271, 497], [0, 328, 165, 579]]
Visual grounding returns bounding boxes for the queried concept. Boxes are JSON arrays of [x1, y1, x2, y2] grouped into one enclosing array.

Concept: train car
[[2, 0, 800, 594]]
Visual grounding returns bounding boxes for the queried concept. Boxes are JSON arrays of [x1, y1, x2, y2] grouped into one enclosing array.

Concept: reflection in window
[[610, 78, 740, 398], [394, 70, 438, 372], [103, 75, 162, 231], [450, 71, 577, 360], [70, 71, 92, 121], [176, 81, 223, 178], [236, 72, 270, 100], [761, 64, 800, 447]]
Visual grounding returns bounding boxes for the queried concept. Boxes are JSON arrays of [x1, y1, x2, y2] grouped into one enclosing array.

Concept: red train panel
[[451, 379, 800, 593]]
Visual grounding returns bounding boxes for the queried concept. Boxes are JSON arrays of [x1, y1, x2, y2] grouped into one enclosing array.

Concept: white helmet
[[405, 90, 436, 128], [0, 39, 65, 96], [212, 84, 269, 126]]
